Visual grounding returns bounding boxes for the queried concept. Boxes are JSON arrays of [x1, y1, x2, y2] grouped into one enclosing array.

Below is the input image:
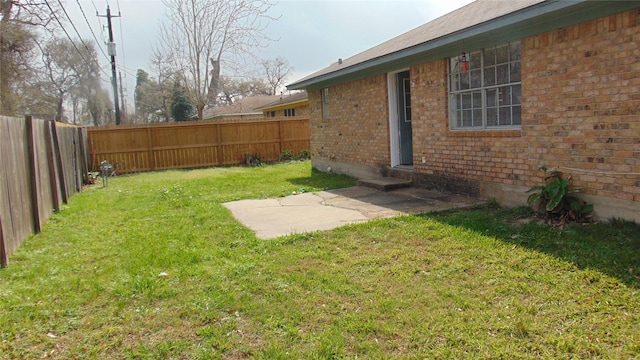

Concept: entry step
[[356, 177, 412, 192]]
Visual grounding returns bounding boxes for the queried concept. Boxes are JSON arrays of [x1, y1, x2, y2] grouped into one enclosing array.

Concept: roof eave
[[259, 99, 309, 112], [288, 0, 638, 91]]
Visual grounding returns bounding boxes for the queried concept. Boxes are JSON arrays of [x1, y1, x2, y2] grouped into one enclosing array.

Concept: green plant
[[527, 166, 593, 223], [299, 149, 311, 160], [280, 149, 294, 161], [244, 153, 262, 166]]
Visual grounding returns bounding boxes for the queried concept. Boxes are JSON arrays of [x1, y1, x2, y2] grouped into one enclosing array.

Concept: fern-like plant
[[527, 166, 593, 223]]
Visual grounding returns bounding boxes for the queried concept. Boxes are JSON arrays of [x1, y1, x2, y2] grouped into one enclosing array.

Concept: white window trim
[[321, 88, 330, 119], [448, 42, 522, 131]]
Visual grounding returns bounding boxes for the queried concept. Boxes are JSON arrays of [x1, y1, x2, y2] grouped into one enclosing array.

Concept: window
[[403, 77, 411, 122], [284, 108, 295, 117], [265, 111, 275, 118], [449, 42, 521, 129], [322, 88, 330, 119]]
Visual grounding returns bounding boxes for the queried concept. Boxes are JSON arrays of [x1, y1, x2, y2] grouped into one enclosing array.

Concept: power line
[[89, 0, 107, 41], [43, 0, 88, 62], [43, 0, 112, 81], [56, 0, 95, 54], [115, 0, 127, 69], [114, 63, 146, 77], [115, 0, 128, 102], [98, 6, 122, 125], [75, 0, 110, 61]]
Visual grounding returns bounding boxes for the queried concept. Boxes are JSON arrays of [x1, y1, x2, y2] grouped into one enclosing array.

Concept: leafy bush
[[244, 153, 262, 166], [527, 166, 593, 223], [279, 149, 311, 162], [299, 149, 311, 160], [280, 150, 293, 161]]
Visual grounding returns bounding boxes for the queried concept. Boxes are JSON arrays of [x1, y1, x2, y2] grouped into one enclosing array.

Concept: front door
[[397, 71, 413, 165]]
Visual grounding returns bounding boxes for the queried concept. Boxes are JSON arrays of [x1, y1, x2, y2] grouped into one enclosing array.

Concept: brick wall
[[522, 10, 640, 201], [409, 59, 533, 195], [410, 10, 640, 201], [309, 75, 391, 169], [310, 9, 640, 207]]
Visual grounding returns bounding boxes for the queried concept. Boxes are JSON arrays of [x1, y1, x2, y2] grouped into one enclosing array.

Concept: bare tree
[[0, 0, 59, 28], [262, 56, 293, 95], [0, 0, 61, 114], [149, 49, 176, 122], [159, 0, 277, 120], [218, 76, 270, 104], [0, 0, 62, 115]]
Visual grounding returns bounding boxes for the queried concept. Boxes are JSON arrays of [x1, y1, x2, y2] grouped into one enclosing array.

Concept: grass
[[1, 161, 639, 359]]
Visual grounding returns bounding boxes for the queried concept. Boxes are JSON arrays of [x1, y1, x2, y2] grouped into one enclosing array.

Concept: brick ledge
[[447, 129, 522, 138]]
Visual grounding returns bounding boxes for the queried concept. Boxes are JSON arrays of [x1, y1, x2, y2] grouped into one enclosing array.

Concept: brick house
[[259, 91, 309, 119], [202, 95, 282, 121], [288, 0, 640, 222]]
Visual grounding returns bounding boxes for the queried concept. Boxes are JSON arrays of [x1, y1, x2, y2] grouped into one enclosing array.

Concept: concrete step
[[356, 177, 413, 192]]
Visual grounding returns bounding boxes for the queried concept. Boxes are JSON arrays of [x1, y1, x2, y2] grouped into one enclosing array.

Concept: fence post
[[51, 121, 68, 204], [216, 123, 223, 165], [25, 115, 41, 233], [45, 121, 60, 211], [77, 128, 89, 186], [147, 127, 155, 171], [278, 119, 285, 157], [72, 129, 79, 192], [0, 215, 7, 267]]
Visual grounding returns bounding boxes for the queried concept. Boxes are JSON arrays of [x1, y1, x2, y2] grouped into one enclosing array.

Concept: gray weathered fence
[[0, 116, 87, 267]]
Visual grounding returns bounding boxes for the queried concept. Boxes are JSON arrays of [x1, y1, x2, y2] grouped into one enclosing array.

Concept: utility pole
[[98, 6, 122, 125], [119, 71, 127, 124]]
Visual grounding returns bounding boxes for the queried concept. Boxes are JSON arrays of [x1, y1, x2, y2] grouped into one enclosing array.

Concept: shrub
[[527, 166, 593, 223], [244, 153, 262, 166], [299, 149, 311, 160], [280, 150, 294, 161]]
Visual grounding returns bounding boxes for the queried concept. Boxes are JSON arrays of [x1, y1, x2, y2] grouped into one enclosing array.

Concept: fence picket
[[0, 116, 84, 267], [87, 118, 310, 174]]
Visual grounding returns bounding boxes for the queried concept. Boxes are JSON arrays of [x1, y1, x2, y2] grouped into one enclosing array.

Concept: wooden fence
[[87, 118, 310, 174], [0, 116, 88, 267]]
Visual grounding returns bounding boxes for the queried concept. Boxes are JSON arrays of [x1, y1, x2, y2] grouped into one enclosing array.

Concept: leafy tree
[[134, 69, 165, 123], [37, 37, 100, 122], [170, 80, 193, 121], [86, 86, 112, 126], [159, 0, 276, 120], [69, 42, 108, 125]]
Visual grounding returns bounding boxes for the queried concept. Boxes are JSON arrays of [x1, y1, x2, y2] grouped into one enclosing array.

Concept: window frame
[[448, 42, 522, 130], [321, 88, 330, 119], [284, 108, 295, 117]]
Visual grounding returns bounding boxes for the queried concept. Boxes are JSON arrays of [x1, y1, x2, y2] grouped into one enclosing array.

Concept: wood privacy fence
[[0, 116, 88, 267], [87, 118, 310, 174]]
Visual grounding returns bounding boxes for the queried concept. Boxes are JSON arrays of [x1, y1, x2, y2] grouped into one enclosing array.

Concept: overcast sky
[[67, 0, 474, 106]]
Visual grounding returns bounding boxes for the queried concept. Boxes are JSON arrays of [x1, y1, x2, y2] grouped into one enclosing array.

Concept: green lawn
[[1, 161, 638, 359]]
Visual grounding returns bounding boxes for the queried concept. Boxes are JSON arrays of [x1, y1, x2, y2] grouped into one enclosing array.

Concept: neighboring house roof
[[202, 95, 282, 119], [288, 0, 639, 90], [258, 91, 308, 112]]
